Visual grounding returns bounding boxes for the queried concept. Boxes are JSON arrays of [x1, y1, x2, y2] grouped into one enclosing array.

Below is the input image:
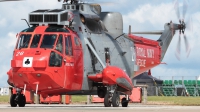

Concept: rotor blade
[[174, 0, 180, 22], [182, 0, 188, 20], [175, 35, 181, 60], [183, 34, 191, 57], [131, 31, 163, 35], [0, 0, 22, 2]]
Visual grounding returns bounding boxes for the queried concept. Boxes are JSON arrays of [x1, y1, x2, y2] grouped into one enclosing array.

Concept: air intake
[[29, 9, 69, 25], [29, 15, 43, 22], [44, 15, 58, 22]]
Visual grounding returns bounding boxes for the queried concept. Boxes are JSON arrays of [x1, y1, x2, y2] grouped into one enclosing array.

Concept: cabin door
[[64, 35, 75, 90]]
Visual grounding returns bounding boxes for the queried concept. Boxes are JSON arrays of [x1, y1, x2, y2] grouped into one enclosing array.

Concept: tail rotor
[[173, 0, 192, 60]]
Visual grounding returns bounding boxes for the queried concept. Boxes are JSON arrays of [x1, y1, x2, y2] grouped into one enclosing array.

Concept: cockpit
[[15, 26, 80, 67], [16, 26, 69, 50]]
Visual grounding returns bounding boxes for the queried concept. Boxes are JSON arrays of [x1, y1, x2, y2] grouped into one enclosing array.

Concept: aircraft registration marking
[[16, 51, 24, 56]]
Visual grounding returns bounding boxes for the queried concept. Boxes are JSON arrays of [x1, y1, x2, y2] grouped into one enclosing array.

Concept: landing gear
[[10, 88, 26, 107], [18, 94, 26, 107], [10, 94, 17, 107], [97, 87, 107, 98], [121, 97, 129, 107], [104, 92, 112, 107], [112, 92, 120, 107], [104, 91, 120, 107]]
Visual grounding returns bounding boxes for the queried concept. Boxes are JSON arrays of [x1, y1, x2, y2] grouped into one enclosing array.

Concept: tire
[[18, 94, 26, 107], [104, 93, 111, 107], [121, 97, 128, 107], [10, 94, 17, 107], [97, 88, 106, 98], [112, 92, 120, 107]]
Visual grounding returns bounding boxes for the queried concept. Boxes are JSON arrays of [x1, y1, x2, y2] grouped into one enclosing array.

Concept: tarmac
[[0, 104, 200, 112]]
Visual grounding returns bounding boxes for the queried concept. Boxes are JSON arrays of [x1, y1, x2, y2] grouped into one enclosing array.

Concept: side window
[[74, 37, 80, 47], [49, 51, 62, 67], [55, 34, 63, 53], [65, 36, 73, 56], [30, 34, 41, 48]]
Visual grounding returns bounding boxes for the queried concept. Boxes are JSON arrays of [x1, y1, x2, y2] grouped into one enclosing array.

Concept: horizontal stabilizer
[[132, 31, 163, 35]]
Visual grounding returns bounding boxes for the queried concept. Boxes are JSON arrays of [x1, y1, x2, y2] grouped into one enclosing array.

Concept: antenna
[[21, 19, 30, 28]]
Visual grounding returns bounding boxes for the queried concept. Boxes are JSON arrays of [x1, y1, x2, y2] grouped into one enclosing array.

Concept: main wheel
[[104, 93, 111, 107], [97, 88, 106, 98], [121, 97, 128, 107], [10, 94, 17, 107], [18, 94, 26, 107], [112, 92, 120, 107]]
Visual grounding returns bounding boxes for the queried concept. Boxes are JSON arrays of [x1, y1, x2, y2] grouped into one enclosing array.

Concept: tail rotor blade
[[175, 35, 181, 60], [183, 34, 191, 57], [182, 0, 188, 20], [174, 0, 181, 23]]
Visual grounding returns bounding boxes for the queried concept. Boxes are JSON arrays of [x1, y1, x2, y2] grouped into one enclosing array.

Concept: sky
[[0, 0, 199, 87]]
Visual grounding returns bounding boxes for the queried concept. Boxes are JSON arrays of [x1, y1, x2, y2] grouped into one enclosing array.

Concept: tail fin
[[157, 23, 179, 61]]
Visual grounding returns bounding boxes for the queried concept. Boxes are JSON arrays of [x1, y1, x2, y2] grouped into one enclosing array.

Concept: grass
[[2, 95, 200, 106], [71, 95, 87, 103], [0, 95, 9, 104], [147, 96, 200, 106]]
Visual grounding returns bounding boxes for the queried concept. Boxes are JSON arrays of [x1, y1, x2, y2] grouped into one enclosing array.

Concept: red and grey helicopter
[[4, 0, 190, 107]]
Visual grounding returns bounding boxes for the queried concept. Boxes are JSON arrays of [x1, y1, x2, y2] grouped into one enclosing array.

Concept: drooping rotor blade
[[0, 0, 22, 2], [131, 31, 163, 35], [182, 0, 188, 20], [174, 0, 180, 23], [175, 35, 181, 60], [183, 34, 191, 57]]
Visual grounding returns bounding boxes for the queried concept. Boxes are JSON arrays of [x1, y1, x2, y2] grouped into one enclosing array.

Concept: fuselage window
[[49, 51, 62, 67], [17, 34, 32, 49], [30, 34, 41, 48], [65, 36, 73, 56], [40, 34, 57, 49], [55, 34, 63, 53]]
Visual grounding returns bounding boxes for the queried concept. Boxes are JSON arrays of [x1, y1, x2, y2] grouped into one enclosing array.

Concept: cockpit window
[[45, 27, 69, 33], [21, 27, 36, 32], [30, 34, 41, 48], [40, 34, 57, 49], [55, 34, 63, 53], [17, 34, 32, 49]]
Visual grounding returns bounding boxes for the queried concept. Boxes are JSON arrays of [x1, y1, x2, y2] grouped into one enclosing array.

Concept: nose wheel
[[10, 89, 26, 107]]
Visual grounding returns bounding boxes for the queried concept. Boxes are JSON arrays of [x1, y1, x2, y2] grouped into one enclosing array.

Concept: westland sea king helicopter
[[2, 0, 191, 107]]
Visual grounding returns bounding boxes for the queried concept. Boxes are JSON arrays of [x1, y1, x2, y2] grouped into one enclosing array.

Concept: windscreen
[[30, 34, 41, 48], [40, 34, 57, 49], [16, 34, 32, 49]]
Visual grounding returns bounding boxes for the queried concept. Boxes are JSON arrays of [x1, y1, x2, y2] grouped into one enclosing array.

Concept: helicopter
[[4, 0, 191, 107]]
